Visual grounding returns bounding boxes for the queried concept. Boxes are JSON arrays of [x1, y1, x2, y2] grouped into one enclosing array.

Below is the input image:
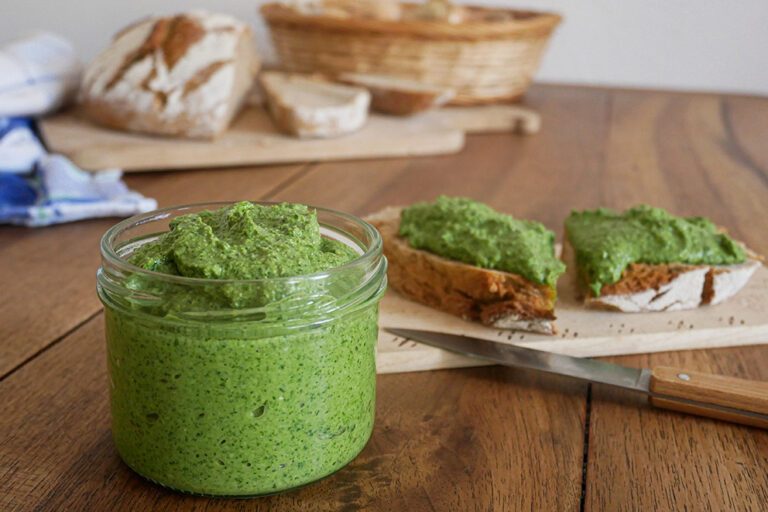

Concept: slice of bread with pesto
[[564, 205, 762, 312], [367, 197, 565, 334]]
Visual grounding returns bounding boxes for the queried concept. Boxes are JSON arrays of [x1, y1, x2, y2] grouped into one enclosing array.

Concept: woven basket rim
[[260, 3, 562, 40]]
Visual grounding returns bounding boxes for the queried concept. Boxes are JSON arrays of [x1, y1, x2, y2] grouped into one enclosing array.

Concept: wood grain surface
[[0, 315, 585, 511], [586, 349, 768, 512], [2, 84, 767, 511], [574, 89, 768, 512]]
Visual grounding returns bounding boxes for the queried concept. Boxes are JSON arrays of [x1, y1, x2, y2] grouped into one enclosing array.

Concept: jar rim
[[100, 200, 383, 286]]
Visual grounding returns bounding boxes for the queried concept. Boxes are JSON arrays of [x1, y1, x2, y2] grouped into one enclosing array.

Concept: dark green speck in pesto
[[399, 196, 565, 287], [565, 205, 747, 296]]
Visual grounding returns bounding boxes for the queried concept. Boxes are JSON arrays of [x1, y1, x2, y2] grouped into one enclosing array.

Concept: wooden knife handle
[[649, 366, 768, 429]]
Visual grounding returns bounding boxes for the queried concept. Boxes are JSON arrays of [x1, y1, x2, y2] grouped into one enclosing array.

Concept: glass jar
[[96, 202, 387, 496]]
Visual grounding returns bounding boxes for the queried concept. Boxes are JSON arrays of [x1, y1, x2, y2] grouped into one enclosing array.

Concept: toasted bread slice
[[338, 73, 454, 116], [367, 207, 557, 334], [562, 235, 762, 312]]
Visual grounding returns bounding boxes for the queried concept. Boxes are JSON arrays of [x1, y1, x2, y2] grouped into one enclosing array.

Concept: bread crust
[[79, 11, 260, 139], [338, 73, 454, 116], [367, 207, 557, 334], [562, 230, 762, 312]]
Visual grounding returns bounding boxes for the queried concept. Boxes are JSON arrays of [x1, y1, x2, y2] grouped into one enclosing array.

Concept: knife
[[386, 328, 768, 429]]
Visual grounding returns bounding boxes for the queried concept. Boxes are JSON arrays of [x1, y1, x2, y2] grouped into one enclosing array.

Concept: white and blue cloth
[[0, 32, 82, 118], [0, 117, 157, 227], [0, 34, 156, 227]]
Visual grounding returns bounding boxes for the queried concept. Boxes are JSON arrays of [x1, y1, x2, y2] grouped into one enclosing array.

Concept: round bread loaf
[[79, 11, 260, 139]]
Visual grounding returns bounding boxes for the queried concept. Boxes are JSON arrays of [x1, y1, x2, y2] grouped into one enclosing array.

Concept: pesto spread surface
[[126, 201, 360, 312], [129, 201, 357, 280], [566, 205, 747, 295], [399, 196, 565, 287]]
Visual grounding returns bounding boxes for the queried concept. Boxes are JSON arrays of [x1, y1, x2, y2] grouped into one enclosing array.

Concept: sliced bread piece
[[260, 71, 371, 138], [367, 206, 557, 334], [338, 73, 454, 116], [562, 223, 762, 313]]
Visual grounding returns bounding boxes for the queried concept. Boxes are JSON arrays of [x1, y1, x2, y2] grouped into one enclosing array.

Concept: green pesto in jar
[[565, 205, 747, 295], [126, 201, 360, 313], [104, 201, 380, 496], [129, 201, 357, 282], [399, 196, 565, 287]]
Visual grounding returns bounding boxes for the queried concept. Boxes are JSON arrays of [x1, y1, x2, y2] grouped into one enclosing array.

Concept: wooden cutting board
[[426, 104, 541, 135], [376, 265, 768, 374], [38, 106, 465, 172], [38, 104, 539, 172]]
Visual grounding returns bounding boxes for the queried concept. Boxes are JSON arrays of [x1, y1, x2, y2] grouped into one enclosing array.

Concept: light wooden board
[[39, 107, 465, 172], [376, 264, 768, 374], [430, 105, 541, 135], [38, 104, 539, 172]]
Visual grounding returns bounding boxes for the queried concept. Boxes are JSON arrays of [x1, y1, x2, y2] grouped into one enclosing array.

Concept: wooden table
[[2, 85, 767, 511]]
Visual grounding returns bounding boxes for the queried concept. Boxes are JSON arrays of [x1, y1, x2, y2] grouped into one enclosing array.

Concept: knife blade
[[386, 327, 768, 429], [387, 327, 652, 393]]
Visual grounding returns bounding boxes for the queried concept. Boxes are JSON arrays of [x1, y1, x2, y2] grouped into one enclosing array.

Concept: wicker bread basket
[[261, 2, 561, 105]]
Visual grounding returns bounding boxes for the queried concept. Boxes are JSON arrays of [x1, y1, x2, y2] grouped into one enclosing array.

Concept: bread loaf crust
[[79, 11, 260, 138], [338, 73, 454, 116]]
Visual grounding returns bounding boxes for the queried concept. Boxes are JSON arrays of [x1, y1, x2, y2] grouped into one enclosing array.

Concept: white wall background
[[1, 0, 766, 95]]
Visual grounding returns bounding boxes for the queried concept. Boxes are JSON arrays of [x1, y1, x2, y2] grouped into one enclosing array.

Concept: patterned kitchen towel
[[0, 117, 45, 173], [0, 32, 82, 117], [0, 32, 156, 227], [0, 154, 157, 227]]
